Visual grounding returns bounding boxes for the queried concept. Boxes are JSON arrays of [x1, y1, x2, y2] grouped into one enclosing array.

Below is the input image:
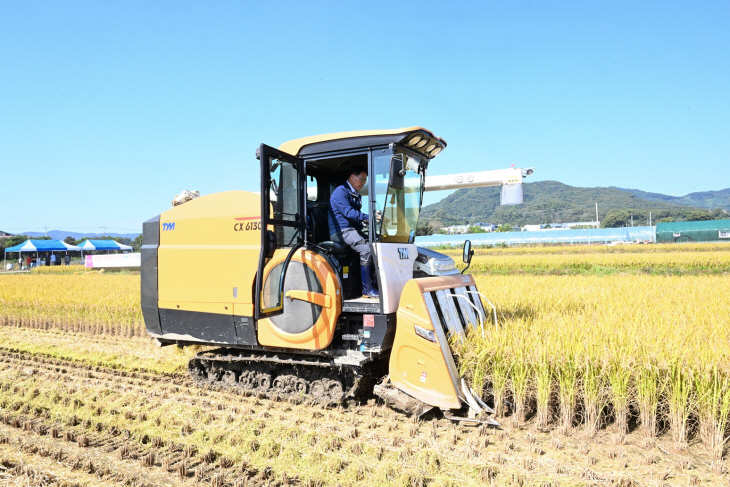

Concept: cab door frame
[[254, 144, 306, 320]]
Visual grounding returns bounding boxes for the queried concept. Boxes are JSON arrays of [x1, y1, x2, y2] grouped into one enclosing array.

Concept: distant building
[[441, 225, 471, 234], [543, 222, 600, 229], [440, 223, 499, 234], [562, 221, 600, 228], [473, 223, 498, 232], [521, 222, 601, 231], [656, 219, 730, 243], [521, 224, 546, 232]]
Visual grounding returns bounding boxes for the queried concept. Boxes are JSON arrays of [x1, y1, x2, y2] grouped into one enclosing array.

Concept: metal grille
[[424, 285, 486, 339]]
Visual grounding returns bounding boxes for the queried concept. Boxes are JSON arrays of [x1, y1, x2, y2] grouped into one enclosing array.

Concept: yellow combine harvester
[[141, 128, 532, 425]]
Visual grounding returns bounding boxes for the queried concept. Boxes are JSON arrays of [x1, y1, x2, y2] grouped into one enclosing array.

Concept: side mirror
[[388, 154, 405, 190], [463, 240, 473, 263], [461, 240, 474, 274]]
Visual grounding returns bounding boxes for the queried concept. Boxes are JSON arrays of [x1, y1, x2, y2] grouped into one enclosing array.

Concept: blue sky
[[1, 1, 728, 234]]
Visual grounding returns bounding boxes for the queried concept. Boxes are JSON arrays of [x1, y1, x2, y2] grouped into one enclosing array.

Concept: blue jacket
[[328, 182, 369, 238]]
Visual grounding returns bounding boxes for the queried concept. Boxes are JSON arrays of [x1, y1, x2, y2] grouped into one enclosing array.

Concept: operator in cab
[[328, 166, 379, 298]]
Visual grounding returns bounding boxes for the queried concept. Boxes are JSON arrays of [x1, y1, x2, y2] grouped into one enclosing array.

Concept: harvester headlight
[[414, 325, 436, 342], [407, 134, 422, 147], [430, 146, 442, 156], [425, 144, 436, 153], [416, 138, 428, 149], [432, 259, 455, 271]]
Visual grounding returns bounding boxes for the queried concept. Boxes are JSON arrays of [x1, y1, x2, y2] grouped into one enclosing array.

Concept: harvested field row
[[0, 326, 191, 375], [0, 422, 188, 486], [0, 348, 514, 486], [0, 348, 231, 411], [0, 344, 724, 486]]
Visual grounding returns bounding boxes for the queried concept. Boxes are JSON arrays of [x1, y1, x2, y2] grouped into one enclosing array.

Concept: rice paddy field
[[1, 242, 729, 486]]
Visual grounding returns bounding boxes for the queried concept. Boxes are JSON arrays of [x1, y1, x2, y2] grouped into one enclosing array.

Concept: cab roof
[[279, 127, 447, 159]]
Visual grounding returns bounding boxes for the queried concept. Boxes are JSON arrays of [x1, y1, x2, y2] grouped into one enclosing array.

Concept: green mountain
[[616, 187, 730, 211], [420, 181, 729, 229]]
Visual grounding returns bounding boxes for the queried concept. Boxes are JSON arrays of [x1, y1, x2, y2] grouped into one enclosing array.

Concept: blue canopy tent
[[76, 239, 133, 259], [3, 239, 81, 271]]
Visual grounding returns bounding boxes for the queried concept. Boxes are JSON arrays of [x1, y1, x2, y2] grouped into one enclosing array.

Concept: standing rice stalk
[[668, 358, 693, 450], [556, 357, 579, 435], [510, 351, 531, 425], [608, 357, 632, 443], [452, 332, 482, 392], [694, 362, 730, 470], [534, 349, 552, 431], [489, 354, 510, 418], [453, 330, 509, 417], [582, 356, 604, 438], [636, 362, 664, 438], [713, 382, 730, 473], [0, 274, 144, 336]]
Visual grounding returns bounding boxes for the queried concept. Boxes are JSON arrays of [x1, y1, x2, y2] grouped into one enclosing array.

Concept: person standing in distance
[[328, 166, 380, 298]]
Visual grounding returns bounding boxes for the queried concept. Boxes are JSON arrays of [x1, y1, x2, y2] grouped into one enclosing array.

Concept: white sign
[[85, 253, 141, 268]]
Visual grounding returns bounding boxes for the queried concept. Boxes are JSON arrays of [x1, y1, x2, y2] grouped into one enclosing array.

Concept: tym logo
[[162, 222, 175, 231], [397, 248, 409, 260]]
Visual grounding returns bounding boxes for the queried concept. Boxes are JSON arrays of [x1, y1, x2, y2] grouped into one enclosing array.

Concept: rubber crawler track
[[188, 348, 387, 405]]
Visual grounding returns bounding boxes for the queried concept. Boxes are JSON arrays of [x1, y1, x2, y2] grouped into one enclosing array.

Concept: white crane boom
[[424, 166, 534, 205]]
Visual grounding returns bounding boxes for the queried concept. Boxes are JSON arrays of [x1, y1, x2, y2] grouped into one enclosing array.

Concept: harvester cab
[[142, 127, 533, 426]]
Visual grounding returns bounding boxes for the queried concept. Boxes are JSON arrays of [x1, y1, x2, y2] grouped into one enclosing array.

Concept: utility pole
[[650, 212, 652, 226], [595, 203, 599, 228], [631, 214, 634, 227], [44, 225, 48, 238]]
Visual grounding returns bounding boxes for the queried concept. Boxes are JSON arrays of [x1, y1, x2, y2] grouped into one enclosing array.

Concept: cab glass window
[[373, 150, 424, 244], [269, 159, 301, 246]]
